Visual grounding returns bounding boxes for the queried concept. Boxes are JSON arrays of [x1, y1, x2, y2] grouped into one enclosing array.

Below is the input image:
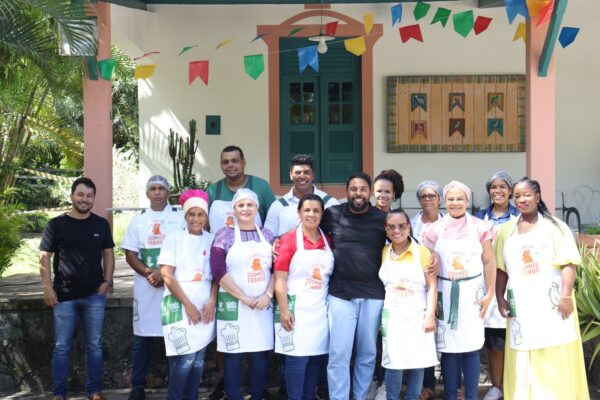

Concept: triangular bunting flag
[[513, 22, 526, 42], [251, 34, 267, 43], [413, 2, 431, 21], [399, 24, 423, 43], [558, 27, 580, 48], [431, 7, 451, 27], [325, 21, 339, 37], [344, 37, 367, 56], [215, 39, 233, 50], [505, 0, 529, 24], [526, 0, 551, 17], [474, 16, 493, 35], [189, 60, 209, 85], [288, 27, 305, 36], [97, 58, 117, 81], [244, 54, 265, 80], [363, 13, 374, 34], [133, 51, 160, 61], [391, 3, 403, 27], [453, 10, 474, 38], [178, 45, 198, 56], [134, 64, 156, 80], [536, 0, 554, 27], [298, 46, 318, 73]]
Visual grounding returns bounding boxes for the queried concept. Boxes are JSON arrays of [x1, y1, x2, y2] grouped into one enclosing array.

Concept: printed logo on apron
[[139, 248, 161, 269], [519, 246, 541, 276], [220, 323, 241, 351], [167, 326, 190, 354], [161, 294, 183, 325], [217, 292, 239, 321], [277, 327, 295, 352], [448, 253, 470, 280], [247, 254, 267, 284], [436, 325, 447, 349], [305, 266, 324, 289], [147, 221, 165, 246], [274, 295, 296, 323], [382, 338, 391, 366]]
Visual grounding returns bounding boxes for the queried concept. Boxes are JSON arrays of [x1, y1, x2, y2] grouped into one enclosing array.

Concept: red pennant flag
[[325, 21, 338, 37], [189, 60, 209, 85], [399, 24, 423, 43], [473, 16, 493, 35], [536, 0, 554, 27]]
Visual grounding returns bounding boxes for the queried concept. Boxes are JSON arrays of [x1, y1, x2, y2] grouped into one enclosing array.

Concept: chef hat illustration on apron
[[511, 319, 523, 346], [436, 325, 446, 350], [168, 326, 190, 354], [133, 299, 139, 322], [278, 327, 295, 352], [382, 338, 390, 366], [221, 323, 241, 351]]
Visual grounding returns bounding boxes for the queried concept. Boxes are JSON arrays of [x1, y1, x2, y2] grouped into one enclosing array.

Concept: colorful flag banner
[[413, 2, 431, 21], [431, 7, 451, 27], [215, 39, 233, 50], [363, 13, 374, 34], [251, 34, 267, 43], [298, 46, 318, 73], [391, 3, 403, 27], [325, 21, 339, 37], [244, 54, 265, 80], [399, 24, 423, 43], [474, 16, 493, 35], [178, 45, 198, 56], [85, 56, 98, 80], [134, 64, 156, 80], [133, 51, 160, 61], [189, 60, 209, 85], [97, 58, 117, 81], [526, 0, 551, 16], [513, 22, 526, 42], [344, 36, 367, 56], [453, 10, 474, 38], [536, 0, 554, 27], [288, 27, 305, 36], [505, 0, 529, 24], [558, 27, 580, 48]]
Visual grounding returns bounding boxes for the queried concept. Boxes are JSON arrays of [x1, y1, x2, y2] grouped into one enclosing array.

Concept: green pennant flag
[[431, 7, 451, 27], [288, 27, 305, 36], [178, 45, 198, 56], [413, 2, 431, 21], [244, 54, 265, 80], [97, 58, 117, 81], [453, 10, 474, 38]]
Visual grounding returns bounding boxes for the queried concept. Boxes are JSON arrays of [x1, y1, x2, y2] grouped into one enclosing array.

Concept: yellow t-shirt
[[382, 241, 432, 270]]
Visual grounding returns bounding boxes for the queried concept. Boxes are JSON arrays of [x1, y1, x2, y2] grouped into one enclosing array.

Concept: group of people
[[40, 145, 590, 400]]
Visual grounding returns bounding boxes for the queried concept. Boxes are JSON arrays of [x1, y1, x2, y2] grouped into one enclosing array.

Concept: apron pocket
[[217, 292, 239, 321]]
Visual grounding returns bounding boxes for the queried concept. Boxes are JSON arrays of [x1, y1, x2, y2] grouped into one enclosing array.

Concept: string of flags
[[90, 0, 580, 83]]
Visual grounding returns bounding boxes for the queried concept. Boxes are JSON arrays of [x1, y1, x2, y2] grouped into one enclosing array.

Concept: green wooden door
[[280, 38, 361, 185]]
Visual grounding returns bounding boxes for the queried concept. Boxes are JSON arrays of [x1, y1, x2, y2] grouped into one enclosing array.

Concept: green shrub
[[20, 211, 50, 233], [0, 208, 26, 277], [575, 244, 600, 367], [587, 224, 600, 235]]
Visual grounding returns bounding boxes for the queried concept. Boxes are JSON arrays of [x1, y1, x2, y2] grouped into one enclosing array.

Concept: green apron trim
[[274, 295, 296, 323], [161, 294, 183, 326], [437, 291, 444, 321], [507, 288, 517, 317], [381, 308, 390, 338], [217, 292, 239, 321], [439, 273, 482, 330], [140, 248, 161, 269]]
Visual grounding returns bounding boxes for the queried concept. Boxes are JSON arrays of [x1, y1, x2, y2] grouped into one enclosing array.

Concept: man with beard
[[39, 177, 115, 400], [319, 173, 387, 400]]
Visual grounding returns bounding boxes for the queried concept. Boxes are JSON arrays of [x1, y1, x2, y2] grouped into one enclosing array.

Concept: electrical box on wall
[[206, 115, 221, 135]]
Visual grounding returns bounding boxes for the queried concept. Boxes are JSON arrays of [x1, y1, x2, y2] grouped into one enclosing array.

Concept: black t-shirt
[[39, 213, 115, 301], [320, 204, 387, 300]]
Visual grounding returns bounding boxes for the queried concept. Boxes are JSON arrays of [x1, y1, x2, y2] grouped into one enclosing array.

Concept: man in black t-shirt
[[39, 177, 115, 400]]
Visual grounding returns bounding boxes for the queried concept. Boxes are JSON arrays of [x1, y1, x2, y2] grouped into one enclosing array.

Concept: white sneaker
[[374, 383, 386, 400], [483, 386, 503, 400]]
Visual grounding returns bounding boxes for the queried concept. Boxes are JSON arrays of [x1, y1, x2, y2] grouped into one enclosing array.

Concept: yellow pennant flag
[[134, 64, 156, 79], [526, 0, 552, 17], [344, 36, 367, 56], [215, 39, 233, 49], [363, 13, 374, 34], [513, 22, 526, 42]]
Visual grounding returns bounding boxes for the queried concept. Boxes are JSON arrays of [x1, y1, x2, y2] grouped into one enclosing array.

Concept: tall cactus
[[167, 119, 199, 191]]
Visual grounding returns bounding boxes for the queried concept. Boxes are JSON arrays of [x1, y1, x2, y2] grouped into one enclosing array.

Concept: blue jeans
[[52, 293, 106, 398], [441, 351, 479, 400], [285, 354, 325, 400], [168, 346, 208, 400], [132, 335, 163, 389], [327, 295, 384, 400], [385, 368, 424, 400], [422, 366, 435, 390], [223, 351, 269, 400]]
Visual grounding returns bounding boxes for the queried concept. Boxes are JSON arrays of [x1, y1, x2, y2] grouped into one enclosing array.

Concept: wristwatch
[[104, 279, 114, 288], [265, 290, 273, 299]]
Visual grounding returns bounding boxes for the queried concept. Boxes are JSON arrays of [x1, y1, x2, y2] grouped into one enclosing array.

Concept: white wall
[[112, 0, 600, 222]]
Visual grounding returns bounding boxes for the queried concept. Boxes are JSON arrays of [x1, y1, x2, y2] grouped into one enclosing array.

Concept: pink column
[[526, 20, 556, 212], [83, 1, 113, 223]]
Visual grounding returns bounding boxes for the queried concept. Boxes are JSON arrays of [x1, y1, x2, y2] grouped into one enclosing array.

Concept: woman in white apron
[[474, 171, 519, 400], [495, 177, 589, 399], [210, 188, 275, 400], [273, 194, 334, 400], [421, 181, 496, 400], [379, 209, 438, 400], [373, 170, 404, 212], [158, 189, 217, 400]]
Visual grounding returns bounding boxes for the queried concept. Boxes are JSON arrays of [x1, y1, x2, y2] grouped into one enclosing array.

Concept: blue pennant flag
[[558, 27, 580, 48], [391, 3, 403, 27], [505, 0, 529, 24], [298, 46, 318, 73]]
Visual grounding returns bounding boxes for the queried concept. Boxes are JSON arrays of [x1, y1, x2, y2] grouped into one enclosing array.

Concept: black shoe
[[209, 378, 226, 400], [277, 386, 287, 400], [128, 387, 145, 400], [316, 387, 329, 400], [263, 389, 273, 400]]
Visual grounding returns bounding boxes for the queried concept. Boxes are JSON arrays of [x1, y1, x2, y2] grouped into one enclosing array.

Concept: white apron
[[379, 242, 438, 369], [435, 214, 485, 353], [503, 218, 578, 351], [160, 232, 216, 356], [209, 181, 262, 233], [274, 226, 334, 356], [132, 208, 183, 336], [216, 225, 274, 353]]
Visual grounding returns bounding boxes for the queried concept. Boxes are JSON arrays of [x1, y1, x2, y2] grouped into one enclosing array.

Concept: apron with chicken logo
[[502, 219, 577, 350], [379, 241, 438, 369], [435, 214, 485, 353], [274, 226, 334, 355], [160, 231, 216, 356], [208, 179, 263, 233], [216, 224, 273, 353]]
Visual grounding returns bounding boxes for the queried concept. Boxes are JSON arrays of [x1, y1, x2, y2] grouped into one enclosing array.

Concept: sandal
[[419, 387, 434, 400]]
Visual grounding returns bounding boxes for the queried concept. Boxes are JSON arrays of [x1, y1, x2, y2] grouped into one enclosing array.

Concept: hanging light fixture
[[308, 0, 334, 54]]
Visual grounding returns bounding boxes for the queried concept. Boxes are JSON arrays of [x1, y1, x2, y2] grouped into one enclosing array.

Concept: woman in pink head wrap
[[421, 181, 496, 400], [157, 189, 217, 400]]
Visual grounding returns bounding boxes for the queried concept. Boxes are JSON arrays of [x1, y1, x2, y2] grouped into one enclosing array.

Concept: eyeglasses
[[385, 223, 408, 231], [419, 193, 437, 200]]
